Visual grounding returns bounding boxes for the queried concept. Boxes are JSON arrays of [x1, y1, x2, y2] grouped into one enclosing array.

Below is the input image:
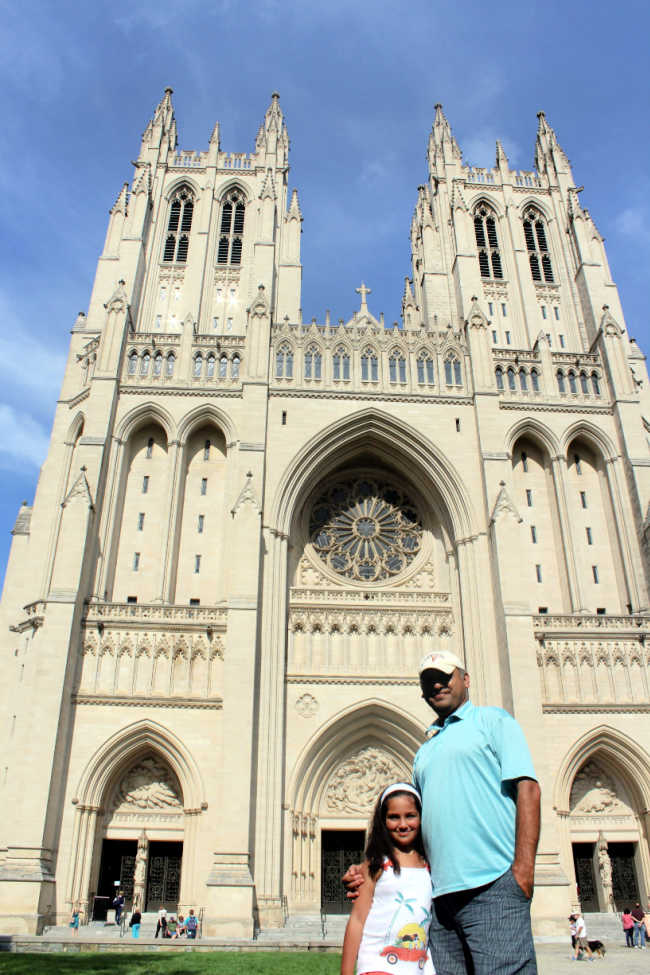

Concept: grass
[[0, 952, 342, 974]]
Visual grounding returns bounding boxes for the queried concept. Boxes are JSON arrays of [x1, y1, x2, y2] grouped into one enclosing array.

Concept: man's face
[[420, 666, 470, 718]]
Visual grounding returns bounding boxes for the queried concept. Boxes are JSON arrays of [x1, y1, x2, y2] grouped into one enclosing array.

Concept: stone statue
[[132, 831, 148, 910], [597, 834, 614, 912]]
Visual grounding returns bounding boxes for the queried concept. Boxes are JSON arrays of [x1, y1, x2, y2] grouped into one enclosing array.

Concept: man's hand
[[342, 862, 365, 900], [511, 859, 534, 899]]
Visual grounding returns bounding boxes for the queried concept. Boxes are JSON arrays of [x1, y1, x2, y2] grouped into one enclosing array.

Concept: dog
[[587, 940, 606, 957]]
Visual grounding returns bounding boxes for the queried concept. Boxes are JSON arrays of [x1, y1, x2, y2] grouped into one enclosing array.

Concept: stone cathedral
[[1, 89, 649, 938]]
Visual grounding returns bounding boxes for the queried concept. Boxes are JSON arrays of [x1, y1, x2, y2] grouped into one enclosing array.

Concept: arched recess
[[285, 700, 425, 911], [505, 417, 560, 461], [554, 727, 650, 912], [66, 721, 206, 917], [177, 403, 237, 448], [116, 403, 175, 445], [270, 409, 476, 543]]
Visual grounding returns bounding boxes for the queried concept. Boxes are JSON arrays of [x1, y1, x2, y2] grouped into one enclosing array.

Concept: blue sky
[[0, 0, 648, 585]]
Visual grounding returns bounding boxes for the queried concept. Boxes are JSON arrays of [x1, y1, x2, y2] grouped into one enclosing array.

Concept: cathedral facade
[[1, 90, 649, 937]]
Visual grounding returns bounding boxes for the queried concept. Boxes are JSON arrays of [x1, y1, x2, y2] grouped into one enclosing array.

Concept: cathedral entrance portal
[[145, 841, 183, 912], [95, 839, 137, 918], [321, 830, 365, 913]]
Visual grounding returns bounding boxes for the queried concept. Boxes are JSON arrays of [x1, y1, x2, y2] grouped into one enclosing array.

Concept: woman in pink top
[[622, 909, 635, 948]]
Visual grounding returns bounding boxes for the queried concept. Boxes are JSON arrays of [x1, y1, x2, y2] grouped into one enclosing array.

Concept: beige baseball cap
[[418, 650, 465, 676]]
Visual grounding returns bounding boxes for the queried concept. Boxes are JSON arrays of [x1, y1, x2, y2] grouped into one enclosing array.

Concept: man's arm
[[511, 777, 541, 899]]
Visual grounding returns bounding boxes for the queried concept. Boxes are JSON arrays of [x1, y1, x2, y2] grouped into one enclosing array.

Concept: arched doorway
[[94, 753, 184, 916], [286, 701, 424, 914]]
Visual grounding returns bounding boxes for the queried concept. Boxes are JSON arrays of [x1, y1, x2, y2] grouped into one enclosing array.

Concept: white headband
[[380, 782, 421, 806]]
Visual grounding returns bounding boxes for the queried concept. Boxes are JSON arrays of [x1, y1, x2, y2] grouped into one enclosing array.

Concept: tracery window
[[580, 371, 589, 394], [206, 354, 215, 378], [304, 345, 322, 380], [557, 370, 566, 393], [523, 207, 554, 282], [416, 352, 434, 385], [309, 476, 423, 582], [153, 353, 163, 377], [495, 366, 504, 390], [219, 355, 228, 378], [507, 367, 516, 391], [361, 347, 379, 382], [389, 349, 407, 384], [166, 352, 176, 377], [128, 350, 138, 375], [531, 368, 540, 392], [276, 343, 293, 379], [519, 369, 528, 392], [591, 372, 601, 396], [474, 204, 503, 279], [193, 353, 203, 378], [444, 355, 462, 386], [163, 186, 194, 263], [140, 351, 150, 376], [217, 188, 246, 265], [333, 346, 351, 381], [568, 370, 577, 394], [231, 355, 240, 379]]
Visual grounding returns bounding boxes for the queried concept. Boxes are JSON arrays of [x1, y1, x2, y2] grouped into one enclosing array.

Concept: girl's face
[[384, 794, 421, 850]]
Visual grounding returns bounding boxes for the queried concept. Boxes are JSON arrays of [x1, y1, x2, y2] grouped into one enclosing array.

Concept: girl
[[341, 783, 434, 975]]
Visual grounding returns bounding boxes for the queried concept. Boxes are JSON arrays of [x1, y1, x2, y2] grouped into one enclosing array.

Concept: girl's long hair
[[365, 788, 425, 878]]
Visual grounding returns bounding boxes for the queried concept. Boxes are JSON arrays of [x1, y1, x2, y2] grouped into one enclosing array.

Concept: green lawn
[[0, 952, 341, 974]]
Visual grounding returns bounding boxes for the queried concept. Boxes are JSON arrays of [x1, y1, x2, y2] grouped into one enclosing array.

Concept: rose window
[[309, 477, 423, 582]]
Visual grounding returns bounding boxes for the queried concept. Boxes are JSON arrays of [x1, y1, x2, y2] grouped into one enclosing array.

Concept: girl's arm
[[341, 862, 376, 975]]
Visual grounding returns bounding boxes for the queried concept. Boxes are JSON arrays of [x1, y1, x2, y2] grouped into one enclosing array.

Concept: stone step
[[582, 912, 626, 941]]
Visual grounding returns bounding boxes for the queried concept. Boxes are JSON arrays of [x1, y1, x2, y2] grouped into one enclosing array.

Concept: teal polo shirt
[[412, 699, 537, 898]]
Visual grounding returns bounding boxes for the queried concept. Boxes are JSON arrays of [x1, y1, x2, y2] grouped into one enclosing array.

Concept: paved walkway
[[536, 943, 647, 973]]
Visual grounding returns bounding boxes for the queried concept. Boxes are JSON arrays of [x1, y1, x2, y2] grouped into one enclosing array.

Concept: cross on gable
[[355, 281, 372, 310]]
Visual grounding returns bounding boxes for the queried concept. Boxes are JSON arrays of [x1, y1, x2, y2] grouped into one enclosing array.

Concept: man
[[631, 902, 646, 948], [113, 890, 125, 926], [346, 650, 541, 975]]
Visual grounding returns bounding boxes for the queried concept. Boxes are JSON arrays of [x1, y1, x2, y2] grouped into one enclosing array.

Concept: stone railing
[[170, 151, 207, 168]]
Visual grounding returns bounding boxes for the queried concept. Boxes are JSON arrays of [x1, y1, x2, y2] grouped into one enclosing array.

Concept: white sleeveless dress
[[356, 860, 435, 975]]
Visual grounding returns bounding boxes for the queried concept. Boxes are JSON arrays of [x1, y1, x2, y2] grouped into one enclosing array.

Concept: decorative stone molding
[[109, 756, 182, 813], [73, 694, 223, 709], [295, 693, 319, 718]]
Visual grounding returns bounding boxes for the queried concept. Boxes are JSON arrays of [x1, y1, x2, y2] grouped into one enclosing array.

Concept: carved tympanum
[[326, 747, 405, 814], [110, 756, 182, 812], [570, 761, 629, 816]]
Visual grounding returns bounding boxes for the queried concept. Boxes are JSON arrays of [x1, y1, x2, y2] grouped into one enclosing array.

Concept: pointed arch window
[[389, 349, 406, 384], [166, 352, 176, 377], [591, 372, 601, 396], [523, 207, 554, 282], [519, 369, 528, 392], [153, 352, 163, 377], [531, 368, 540, 392], [140, 351, 150, 376], [507, 367, 516, 391], [127, 350, 138, 375], [495, 366, 504, 391], [361, 348, 379, 382], [580, 371, 589, 394], [444, 355, 462, 386], [217, 188, 246, 265], [474, 204, 503, 279], [557, 370, 566, 393], [333, 346, 351, 381], [231, 355, 240, 379], [304, 345, 322, 380], [219, 354, 228, 378], [206, 354, 215, 378], [417, 351, 434, 385], [276, 343, 293, 379], [163, 186, 194, 263], [193, 353, 203, 378], [568, 370, 577, 394]]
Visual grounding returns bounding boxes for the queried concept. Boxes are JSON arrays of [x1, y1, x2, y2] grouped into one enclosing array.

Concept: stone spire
[[255, 92, 289, 166], [535, 110, 570, 178], [110, 182, 129, 216], [139, 87, 177, 159], [495, 139, 509, 172], [428, 103, 462, 172], [288, 188, 302, 222]]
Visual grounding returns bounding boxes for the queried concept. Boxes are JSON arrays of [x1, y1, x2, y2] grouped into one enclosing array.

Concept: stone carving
[[597, 833, 615, 912], [111, 756, 182, 812], [326, 747, 405, 814], [295, 693, 318, 718], [570, 761, 628, 816], [132, 831, 148, 909]]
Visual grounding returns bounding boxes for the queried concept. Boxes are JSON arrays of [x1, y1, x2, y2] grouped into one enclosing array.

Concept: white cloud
[[0, 404, 50, 471], [615, 207, 650, 244], [0, 293, 67, 411]]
